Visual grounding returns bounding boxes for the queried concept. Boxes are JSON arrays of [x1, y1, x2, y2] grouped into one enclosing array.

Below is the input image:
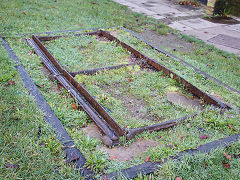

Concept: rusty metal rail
[[28, 35, 125, 146], [27, 29, 231, 146], [122, 27, 240, 96], [98, 30, 231, 109]]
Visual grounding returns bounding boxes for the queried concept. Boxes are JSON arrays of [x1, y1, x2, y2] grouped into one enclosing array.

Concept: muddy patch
[[81, 123, 102, 140], [100, 139, 161, 161], [95, 34, 110, 42], [167, 91, 203, 109], [102, 83, 160, 122], [139, 29, 195, 53], [109, 31, 118, 37]]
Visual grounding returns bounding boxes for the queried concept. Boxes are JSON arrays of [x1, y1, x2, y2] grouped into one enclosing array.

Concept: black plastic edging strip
[[105, 134, 240, 179], [122, 27, 240, 96], [0, 37, 94, 179]]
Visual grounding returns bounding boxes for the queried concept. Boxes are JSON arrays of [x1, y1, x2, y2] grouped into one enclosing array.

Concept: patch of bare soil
[[167, 91, 203, 109], [102, 83, 160, 122], [139, 29, 195, 53], [81, 123, 102, 140], [41, 66, 50, 76], [95, 34, 110, 42], [100, 139, 161, 161], [109, 31, 118, 37]]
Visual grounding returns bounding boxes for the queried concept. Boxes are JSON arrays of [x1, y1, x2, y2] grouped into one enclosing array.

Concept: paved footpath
[[113, 0, 240, 56]]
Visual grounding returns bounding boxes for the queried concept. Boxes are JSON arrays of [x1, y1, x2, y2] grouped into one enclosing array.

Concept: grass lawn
[[1, 0, 240, 179]]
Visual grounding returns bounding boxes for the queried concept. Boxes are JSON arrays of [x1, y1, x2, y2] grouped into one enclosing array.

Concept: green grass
[[157, 140, 240, 179], [44, 35, 130, 71], [1, 0, 240, 178], [0, 45, 80, 179], [5, 27, 240, 177], [113, 29, 240, 108], [75, 65, 196, 128], [0, 0, 159, 35]]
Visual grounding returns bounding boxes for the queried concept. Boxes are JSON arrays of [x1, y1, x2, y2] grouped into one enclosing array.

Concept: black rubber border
[[106, 134, 240, 179], [0, 36, 94, 179], [122, 27, 240, 96], [1, 29, 240, 179]]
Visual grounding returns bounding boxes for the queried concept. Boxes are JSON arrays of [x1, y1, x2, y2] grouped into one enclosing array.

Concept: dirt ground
[[139, 29, 195, 53]]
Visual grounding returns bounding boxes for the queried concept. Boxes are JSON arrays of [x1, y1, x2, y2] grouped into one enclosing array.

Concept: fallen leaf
[[200, 134, 210, 139], [6, 164, 19, 169], [179, 136, 183, 140], [4, 81, 15, 87], [222, 163, 231, 168], [109, 155, 117, 161], [72, 103, 78, 110], [8, 81, 15, 85], [145, 156, 150, 162], [36, 84, 44, 88], [176, 177, 183, 180], [203, 162, 207, 169], [27, 50, 32, 56], [224, 153, 231, 160], [126, 78, 132, 82], [103, 175, 109, 180], [227, 122, 232, 130]]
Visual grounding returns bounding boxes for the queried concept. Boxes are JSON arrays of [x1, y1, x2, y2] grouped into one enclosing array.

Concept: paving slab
[[146, 5, 190, 17], [169, 21, 194, 31], [225, 24, 240, 33], [208, 34, 240, 50], [148, 14, 165, 20], [113, 0, 240, 56], [179, 18, 222, 29]]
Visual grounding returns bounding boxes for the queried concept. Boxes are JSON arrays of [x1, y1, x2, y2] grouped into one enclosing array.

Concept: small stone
[[187, 123, 191, 128], [101, 136, 113, 147]]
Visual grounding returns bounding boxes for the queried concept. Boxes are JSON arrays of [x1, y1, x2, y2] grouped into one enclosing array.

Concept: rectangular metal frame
[[27, 29, 231, 146]]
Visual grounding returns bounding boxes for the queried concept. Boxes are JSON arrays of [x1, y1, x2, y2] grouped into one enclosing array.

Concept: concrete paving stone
[[183, 30, 240, 55], [126, 0, 148, 3], [210, 43, 240, 55], [113, 0, 156, 15], [202, 26, 240, 39], [131, 6, 157, 15], [148, 14, 165, 20], [226, 24, 240, 33], [169, 21, 194, 31], [183, 29, 217, 41], [147, 6, 190, 17], [179, 18, 222, 29], [207, 34, 240, 50]]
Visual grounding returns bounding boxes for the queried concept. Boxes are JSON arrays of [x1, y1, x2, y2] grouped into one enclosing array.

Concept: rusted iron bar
[[28, 36, 125, 145], [99, 30, 231, 109], [122, 27, 240, 96], [69, 63, 137, 76], [37, 31, 100, 42], [126, 113, 198, 140], [28, 38, 118, 142]]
